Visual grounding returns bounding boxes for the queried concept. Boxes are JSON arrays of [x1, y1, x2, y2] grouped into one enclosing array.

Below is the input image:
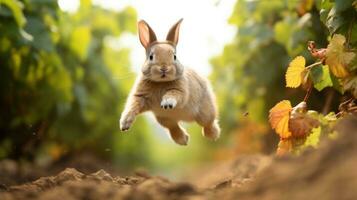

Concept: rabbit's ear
[[138, 20, 157, 49], [166, 18, 183, 45]]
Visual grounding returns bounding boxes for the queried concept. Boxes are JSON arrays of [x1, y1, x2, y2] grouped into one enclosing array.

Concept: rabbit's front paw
[[119, 113, 135, 131], [160, 97, 177, 109]]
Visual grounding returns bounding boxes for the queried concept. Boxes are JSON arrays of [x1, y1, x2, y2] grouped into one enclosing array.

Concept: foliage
[[269, 100, 292, 138], [211, 0, 357, 154], [211, 0, 325, 152], [268, 0, 357, 155], [0, 0, 159, 168], [285, 56, 306, 88]]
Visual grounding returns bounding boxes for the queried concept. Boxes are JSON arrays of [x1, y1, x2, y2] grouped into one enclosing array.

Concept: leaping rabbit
[[119, 19, 220, 145]]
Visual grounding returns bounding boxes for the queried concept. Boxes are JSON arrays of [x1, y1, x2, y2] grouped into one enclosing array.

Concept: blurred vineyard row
[[0, 0, 157, 168], [211, 0, 357, 156]]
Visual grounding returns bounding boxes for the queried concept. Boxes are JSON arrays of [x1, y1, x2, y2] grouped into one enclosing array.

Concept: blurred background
[[0, 0, 338, 177]]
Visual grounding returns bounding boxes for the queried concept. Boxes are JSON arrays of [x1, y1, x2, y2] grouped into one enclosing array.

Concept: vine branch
[[305, 61, 323, 70], [303, 84, 313, 102]]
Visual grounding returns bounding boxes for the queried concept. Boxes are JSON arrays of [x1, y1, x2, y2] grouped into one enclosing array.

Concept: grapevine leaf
[[275, 116, 291, 138], [306, 110, 319, 119], [343, 76, 357, 98], [303, 126, 321, 148], [326, 8, 347, 34], [325, 34, 355, 78], [285, 56, 306, 88], [69, 26, 92, 60], [330, 73, 344, 94], [269, 100, 292, 138], [334, 0, 354, 13], [319, 9, 329, 25], [289, 101, 320, 138], [0, 0, 26, 28], [321, 0, 333, 10], [323, 112, 338, 122], [25, 17, 52, 51], [310, 65, 333, 91], [289, 113, 320, 138], [348, 55, 357, 71]]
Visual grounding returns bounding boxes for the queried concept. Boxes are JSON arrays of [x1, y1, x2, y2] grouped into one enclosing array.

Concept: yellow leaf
[[326, 34, 355, 78], [269, 100, 292, 138], [276, 115, 291, 138], [269, 100, 292, 128], [328, 62, 349, 78], [285, 56, 306, 88]]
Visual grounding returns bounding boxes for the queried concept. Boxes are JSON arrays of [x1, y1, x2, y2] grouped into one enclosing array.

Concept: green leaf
[[304, 126, 321, 148], [0, 4, 12, 16], [331, 73, 344, 94], [323, 112, 337, 122], [310, 65, 333, 91], [24, 17, 53, 51], [0, 0, 26, 27], [320, 9, 330, 24], [335, 0, 354, 13], [69, 26, 92, 60], [19, 29, 33, 41], [274, 20, 293, 46], [350, 23, 357, 45], [326, 8, 347, 34], [320, 0, 333, 10], [117, 6, 137, 34]]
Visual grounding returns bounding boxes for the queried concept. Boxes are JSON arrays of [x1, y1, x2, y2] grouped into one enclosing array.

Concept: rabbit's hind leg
[[202, 120, 220, 141], [196, 111, 221, 141], [155, 117, 189, 145]]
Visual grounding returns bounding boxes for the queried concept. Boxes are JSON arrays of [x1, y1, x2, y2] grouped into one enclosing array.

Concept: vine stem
[[305, 61, 323, 70], [304, 84, 313, 102], [322, 89, 334, 115], [303, 61, 321, 103]]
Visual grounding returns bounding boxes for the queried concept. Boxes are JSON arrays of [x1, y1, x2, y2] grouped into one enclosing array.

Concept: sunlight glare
[[58, 0, 80, 13], [93, 0, 236, 76]]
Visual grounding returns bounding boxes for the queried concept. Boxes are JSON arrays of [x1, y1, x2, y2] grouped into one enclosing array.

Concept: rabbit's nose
[[160, 68, 167, 73]]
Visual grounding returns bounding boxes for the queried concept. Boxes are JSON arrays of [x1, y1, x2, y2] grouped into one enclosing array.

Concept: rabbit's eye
[[149, 54, 154, 61], [174, 54, 177, 60]]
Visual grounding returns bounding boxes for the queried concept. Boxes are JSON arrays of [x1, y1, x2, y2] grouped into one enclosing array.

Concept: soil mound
[[1, 115, 357, 200]]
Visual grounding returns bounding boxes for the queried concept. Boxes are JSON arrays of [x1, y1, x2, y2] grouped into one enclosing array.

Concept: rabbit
[[119, 19, 220, 145]]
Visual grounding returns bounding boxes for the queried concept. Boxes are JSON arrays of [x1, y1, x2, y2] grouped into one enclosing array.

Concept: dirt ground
[[1, 115, 357, 200]]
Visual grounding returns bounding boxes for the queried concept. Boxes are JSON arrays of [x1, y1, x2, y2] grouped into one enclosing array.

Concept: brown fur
[[120, 19, 220, 145]]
